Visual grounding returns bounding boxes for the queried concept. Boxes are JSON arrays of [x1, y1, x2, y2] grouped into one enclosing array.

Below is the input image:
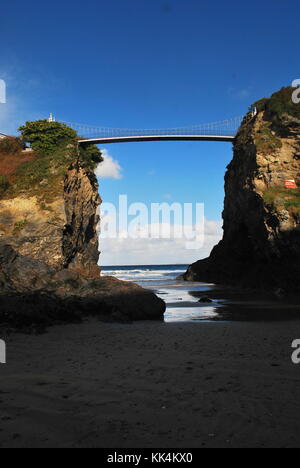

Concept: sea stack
[[183, 87, 300, 292], [0, 123, 165, 324]]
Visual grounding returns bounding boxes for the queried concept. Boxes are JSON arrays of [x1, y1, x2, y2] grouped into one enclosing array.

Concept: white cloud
[[0, 63, 76, 136], [0, 91, 28, 135], [0, 97, 41, 136], [95, 149, 122, 179], [0, 67, 52, 136], [99, 219, 223, 266]]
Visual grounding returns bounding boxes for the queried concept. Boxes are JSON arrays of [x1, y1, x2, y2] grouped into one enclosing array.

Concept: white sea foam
[[102, 267, 186, 281]]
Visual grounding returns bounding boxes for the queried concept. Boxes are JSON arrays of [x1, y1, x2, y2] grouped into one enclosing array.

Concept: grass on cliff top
[[238, 87, 299, 154], [263, 186, 300, 217], [0, 120, 103, 200], [0, 146, 74, 200], [15, 151, 70, 199], [0, 149, 37, 198], [253, 87, 300, 121]]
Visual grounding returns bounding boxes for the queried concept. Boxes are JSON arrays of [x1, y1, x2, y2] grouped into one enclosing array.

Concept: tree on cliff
[[19, 120, 77, 155], [79, 143, 103, 169], [19, 120, 103, 169]]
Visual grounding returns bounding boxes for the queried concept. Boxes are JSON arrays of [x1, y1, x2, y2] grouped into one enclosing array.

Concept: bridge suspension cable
[[61, 116, 247, 140]]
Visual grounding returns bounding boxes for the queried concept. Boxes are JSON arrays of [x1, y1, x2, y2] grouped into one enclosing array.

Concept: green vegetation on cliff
[[19, 120, 102, 169], [254, 87, 300, 120], [0, 175, 9, 197], [79, 143, 103, 169], [263, 186, 300, 218], [0, 136, 24, 154], [254, 124, 282, 154], [19, 120, 77, 155], [240, 87, 299, 154], [11, 146, 73, 199], [12, 219, 28, 236], [0, 120, 103, 200]]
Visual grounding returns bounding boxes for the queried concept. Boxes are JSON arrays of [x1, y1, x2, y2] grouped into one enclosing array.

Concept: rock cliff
[[0, 162, 101, 277], [0, 128, 165, 326], [183, 87, 300, 292]]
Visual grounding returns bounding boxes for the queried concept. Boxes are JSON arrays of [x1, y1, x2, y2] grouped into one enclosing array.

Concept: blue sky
[[0, 0, 299, 264]]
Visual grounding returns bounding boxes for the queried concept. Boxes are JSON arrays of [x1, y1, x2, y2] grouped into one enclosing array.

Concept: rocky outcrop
[[0, 243, 165, 325], [0, 163, 101, 277], [63, 164, 101, 277], [0, 150, 165, 324], [183, 88, 300, 292]]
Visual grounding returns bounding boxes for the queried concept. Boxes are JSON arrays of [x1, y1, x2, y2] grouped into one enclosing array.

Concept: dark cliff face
[[63, 164, 101, 277], [0, 162, 101, 278], [184, 88, 300, 292]]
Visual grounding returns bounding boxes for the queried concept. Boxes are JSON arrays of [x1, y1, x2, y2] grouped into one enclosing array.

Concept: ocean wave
[[102, 269, 185, 276], [101, 266, 187, 284]]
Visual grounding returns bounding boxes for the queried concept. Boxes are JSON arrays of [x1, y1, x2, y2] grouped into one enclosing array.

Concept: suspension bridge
[[59, 114, 254, 145]]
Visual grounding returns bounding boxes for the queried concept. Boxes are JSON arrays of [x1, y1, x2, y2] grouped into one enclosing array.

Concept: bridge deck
[[78, 134, 235, 145]]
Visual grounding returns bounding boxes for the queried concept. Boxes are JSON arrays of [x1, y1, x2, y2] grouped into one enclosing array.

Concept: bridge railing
[[61, 116, 245, 140]]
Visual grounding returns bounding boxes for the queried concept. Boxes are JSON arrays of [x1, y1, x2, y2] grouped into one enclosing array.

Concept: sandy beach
[[1, 318, 300, 448]]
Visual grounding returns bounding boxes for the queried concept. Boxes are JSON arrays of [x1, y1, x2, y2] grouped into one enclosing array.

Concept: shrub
[[253, 87, 300, 121], [252, 98, 269, 113], [13, 219, 28, 235], [79, 144, 103, 169], [0, 137, 24, 154], [18, 120, 102, 169], [19, 120, 77, 156], [0, 175, 9, 196]]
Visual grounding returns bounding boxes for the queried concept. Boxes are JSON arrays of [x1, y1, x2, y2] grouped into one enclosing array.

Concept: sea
[[101, 264, 220, 322]]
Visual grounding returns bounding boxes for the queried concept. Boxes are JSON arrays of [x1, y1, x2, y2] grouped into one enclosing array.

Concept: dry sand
[[0, 318, 300, 448]]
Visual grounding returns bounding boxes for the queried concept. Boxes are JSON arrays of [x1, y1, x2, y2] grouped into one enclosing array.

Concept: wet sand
[[1, 318, 300, 448], [189, 286, 300, 321]]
